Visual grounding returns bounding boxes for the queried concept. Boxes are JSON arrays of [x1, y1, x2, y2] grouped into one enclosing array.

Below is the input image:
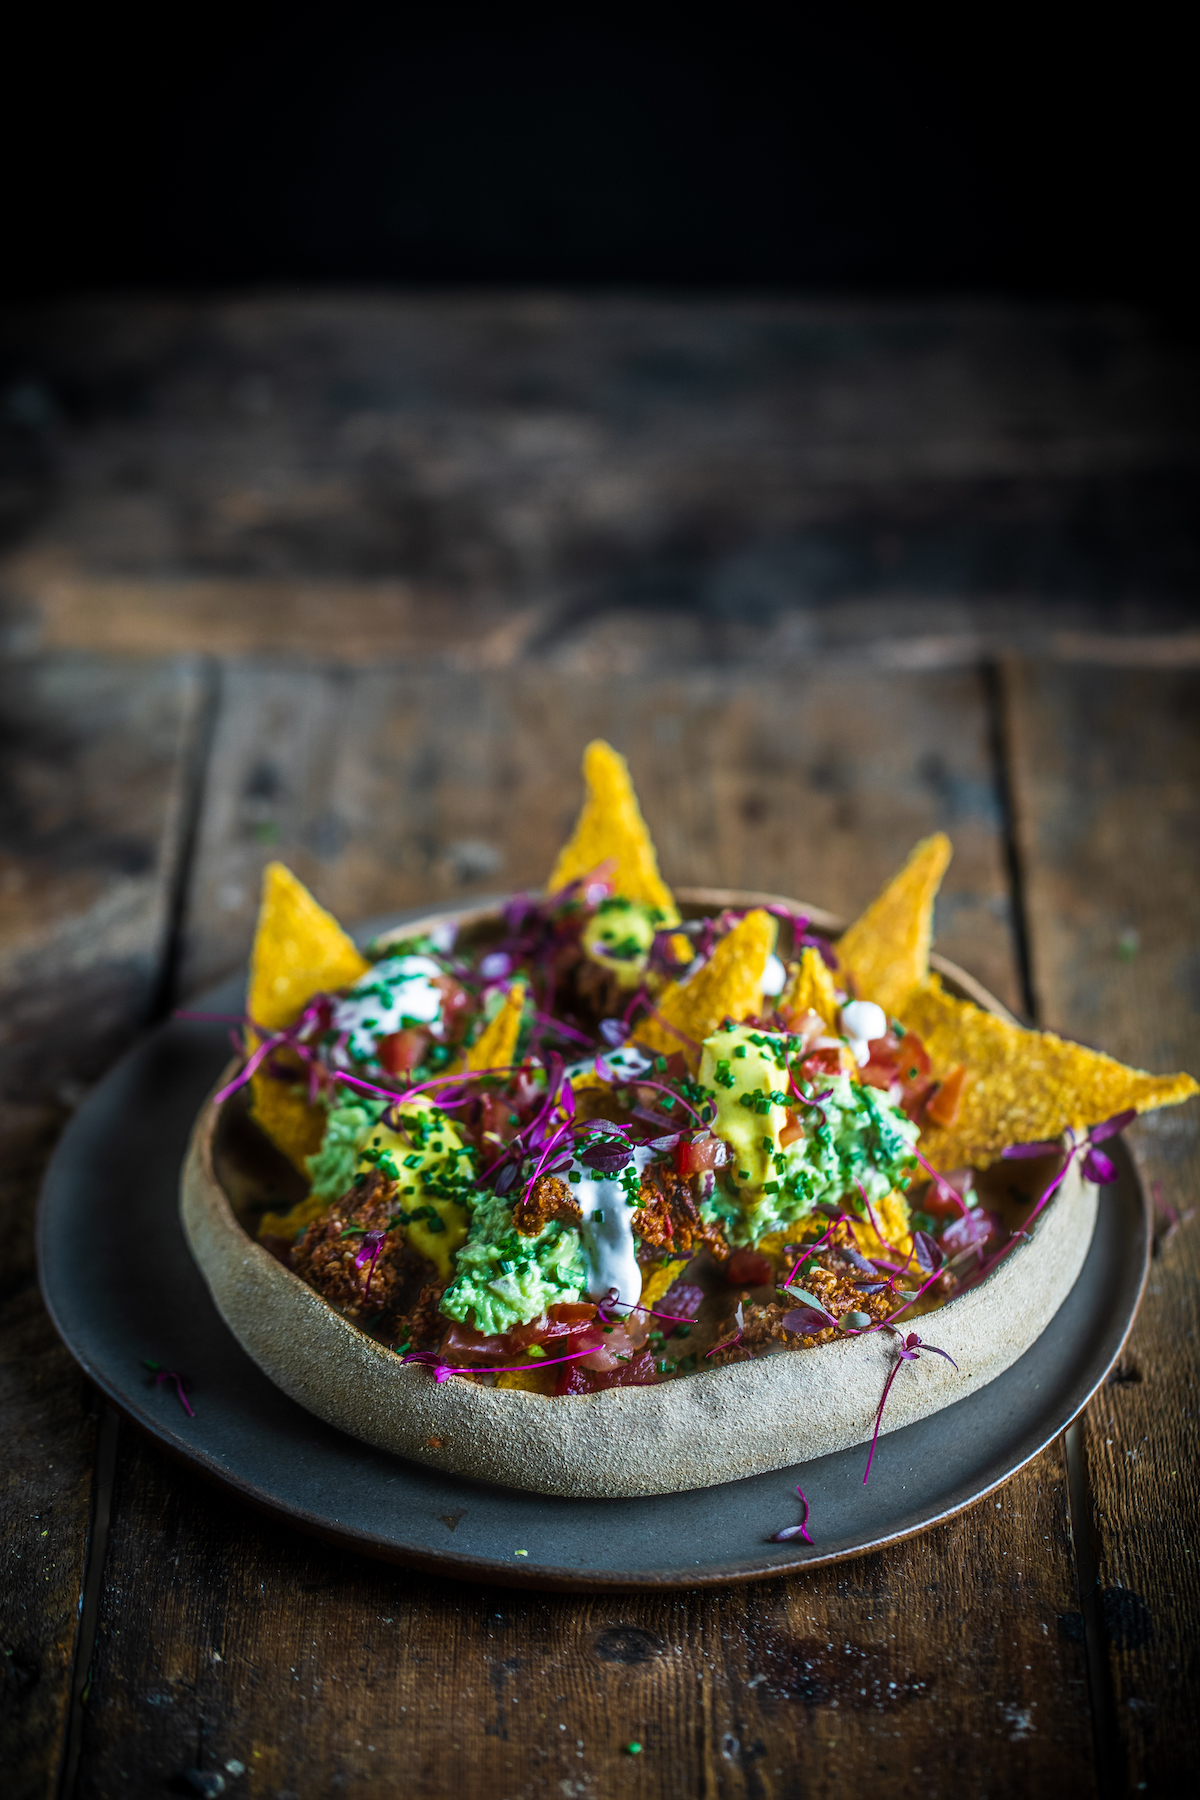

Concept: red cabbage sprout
[[769, 1484, 813, 1544], [862, 1329, 959, 1484]]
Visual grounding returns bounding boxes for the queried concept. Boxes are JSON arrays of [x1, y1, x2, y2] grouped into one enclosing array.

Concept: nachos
[[222, 740, 1195, 1397]]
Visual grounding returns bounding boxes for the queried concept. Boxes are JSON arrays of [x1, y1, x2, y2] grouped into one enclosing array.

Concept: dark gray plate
[[37, 920, 1150, 1592]]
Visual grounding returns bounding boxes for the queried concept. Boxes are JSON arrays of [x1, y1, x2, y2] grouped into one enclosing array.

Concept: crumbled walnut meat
[[632, 1166, 728, 1259], [395, 1280, 451, 1352], [513, 1173, 583, 1236], [710, 1253, 897, 1361], [293, 1169, 426, 1324]]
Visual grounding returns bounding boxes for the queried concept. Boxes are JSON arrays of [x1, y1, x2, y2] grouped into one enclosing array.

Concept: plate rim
[[36, 895, 1152, 1590]]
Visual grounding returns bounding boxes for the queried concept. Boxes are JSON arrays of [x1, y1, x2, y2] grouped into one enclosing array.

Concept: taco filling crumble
[[207, 739, 1196, 1399]]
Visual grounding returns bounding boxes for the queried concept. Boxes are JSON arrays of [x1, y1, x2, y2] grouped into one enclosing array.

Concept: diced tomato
[[378, 1028, 429, 1075], [547, 1302, 597, 1327], [925, 1064, 967, 1127], [725, 1249, 774, 1287], [916, 1168, 973, 1221], [478, 1091, 519, 1145], [895, 1030, 931, 1084], [434, 974, 472, 1039], [555, 1347, 660, 1395], [799, 1046, 844, 1078], [675, 1133, 728, 1175], [778, 1110, 805, 1147]]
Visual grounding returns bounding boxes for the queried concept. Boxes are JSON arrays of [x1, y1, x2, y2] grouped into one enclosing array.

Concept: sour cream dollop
[[574, 1143, 658, 1306], [332, 955, 445, 1063], [840, 998, 888, 1067]]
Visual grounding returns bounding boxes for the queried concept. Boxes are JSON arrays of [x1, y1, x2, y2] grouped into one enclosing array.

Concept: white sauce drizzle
[[332, 954, 445, 1062], [761, 951, 787, 997], [839, 998, 888, 1067], [574, 1144, 657, 1305], [563, 1045, 653, 1083]]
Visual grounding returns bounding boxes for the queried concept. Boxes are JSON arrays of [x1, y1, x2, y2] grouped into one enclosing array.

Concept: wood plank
[[78, 1435, 1090, 1800], [76, 661, 1095, 1797], [0, 651, 204, 1799], [180, 662, 1020, 1015], [1006, 659, 1200, 1797], [3, 296, 1198, 664]]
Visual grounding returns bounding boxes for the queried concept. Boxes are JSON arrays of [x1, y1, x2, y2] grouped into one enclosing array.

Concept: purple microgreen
[[580, 1138, 635, 1175], [769, 1483, 813, 1544], [1081, 1146, 1118, 1185], [479, 951, 512, 980], [647, 1132, 682, 1151], [144, 1359, 195, 1418], [911, 1150, 972, 1217], [782, 1306, 831, 1336], [493, 1161, 519, 1196], [840, 1243, 877, 1276], [401, 1344, 599, 1381], [599, 1017, 629, 1047], [1088, 1107, 1138, 1144], [862, 1330, 959, 1484], [354, 1230, 388, 1299], [778, 1285, 836, 1325], [852, 1280, 889, 1295], [911, 1228, 944, 1273], [1001, 1141, 1062, 1160]]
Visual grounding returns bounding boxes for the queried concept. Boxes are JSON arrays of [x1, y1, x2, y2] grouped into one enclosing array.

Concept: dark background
[[4, 4, 1193, 305]]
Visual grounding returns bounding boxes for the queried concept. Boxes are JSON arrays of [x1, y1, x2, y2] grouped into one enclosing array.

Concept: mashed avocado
[[306, 1096, 387, 1202], [303, 1091, 474, 1278], [581, 896, 678, 989], [699, 1023, 919, 1245], [439, 1192, 587, 1337], [353, 1097, 475, 1279]]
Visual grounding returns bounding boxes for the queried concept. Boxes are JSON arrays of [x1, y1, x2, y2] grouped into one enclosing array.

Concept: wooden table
[[2, 298, 1197, 1799]]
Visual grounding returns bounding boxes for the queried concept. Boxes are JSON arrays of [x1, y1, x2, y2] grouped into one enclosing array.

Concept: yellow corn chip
[[247, 863, 370, 1173], [248, 862, 370, 1032], [258, 1190, 329, 1243], [641, 1258, 690, 1309], [851, 1190, 914, 1262], [547, 740, 676, 915], [247, 1078, 330, 1177], [454, 981, 527, 1075], [902, 973, 1199, 1170], [636, 910, 774, 1065], [781, 945, 840, 1028], [495, 1368, 557, 1393], [836, 833, 951, 1018]]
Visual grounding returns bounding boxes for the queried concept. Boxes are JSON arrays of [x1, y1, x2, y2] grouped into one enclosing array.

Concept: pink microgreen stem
[[862, 1331, 959, 1484], [911, 1150, 971, 1218], [769, 1484, 813, 1544], [144, 1359, 195, 1418], [401, 1345, 598, 1382], [622, 1077, 707, 1126]]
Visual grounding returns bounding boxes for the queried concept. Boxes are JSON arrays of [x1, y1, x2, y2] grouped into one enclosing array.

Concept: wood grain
[[76, 1433, 1091, 1800], [178, 662, 1020, 1014], [0, 653, 204, 1800], [72, 662, 1095, 1798], [3, 296, 1197, 668], [1006, 660, 1200, 1797]]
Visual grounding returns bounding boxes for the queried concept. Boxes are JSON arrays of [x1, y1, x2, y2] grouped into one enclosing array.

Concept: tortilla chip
[[781, 945, 840, 1029], [247, 1076, 330, 1177], [903, 973, 1199, 1170], [247, 863, 369, 1172], [547, 740, 676, 915], [836, 833, 952, 1018], [641, 1258, 690, 1310], [636, 910, 774, 1065], [258, 1190, 329, 1244], [456, 981, 527, 1075], [495, 1368, 557, 1393], [851, 1190, 914, 1262]]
